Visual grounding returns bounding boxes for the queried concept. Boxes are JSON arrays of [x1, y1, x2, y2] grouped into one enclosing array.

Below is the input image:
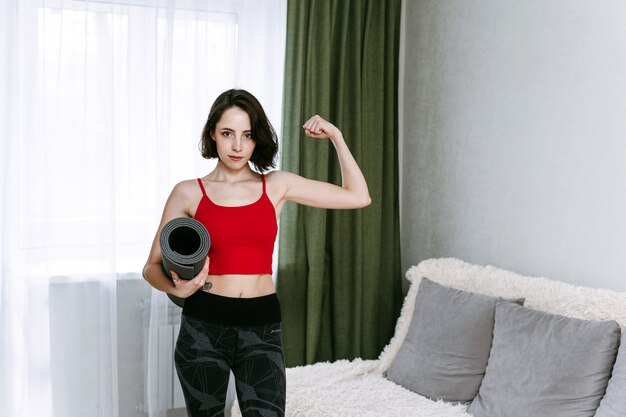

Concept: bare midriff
[[203, 274, 275, 298]]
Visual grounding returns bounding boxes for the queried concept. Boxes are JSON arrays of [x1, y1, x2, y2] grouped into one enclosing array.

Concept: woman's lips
[[228, 156, 243, 162]]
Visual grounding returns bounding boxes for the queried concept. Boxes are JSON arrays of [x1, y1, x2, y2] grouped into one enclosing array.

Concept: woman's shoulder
[[169, 178, 203, 202], [264, 170, 309, 201]]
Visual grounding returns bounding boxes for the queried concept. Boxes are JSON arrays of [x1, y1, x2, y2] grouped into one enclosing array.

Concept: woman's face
[[212, 106, 256, 169]]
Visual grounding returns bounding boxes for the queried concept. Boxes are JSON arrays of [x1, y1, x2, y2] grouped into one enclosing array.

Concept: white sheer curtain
[[0, 1, 286, 416]]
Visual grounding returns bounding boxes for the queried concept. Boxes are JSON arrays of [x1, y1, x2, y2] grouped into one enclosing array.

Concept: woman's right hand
[[168, 256, 210, 299]]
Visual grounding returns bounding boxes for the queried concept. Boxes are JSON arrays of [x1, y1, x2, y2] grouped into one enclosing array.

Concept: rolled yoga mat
[[159, 217, 210, 307]]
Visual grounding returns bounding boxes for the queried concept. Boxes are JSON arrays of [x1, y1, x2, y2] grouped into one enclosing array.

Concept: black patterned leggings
[[174, 314, 286, 417]]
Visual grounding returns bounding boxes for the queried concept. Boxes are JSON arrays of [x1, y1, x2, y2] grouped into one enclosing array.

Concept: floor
[[167, 409, 187, 417], [166, 407, 232, 417]]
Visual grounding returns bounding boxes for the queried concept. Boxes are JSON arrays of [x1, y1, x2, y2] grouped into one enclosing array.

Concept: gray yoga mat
[[159, 217, 210, 307]]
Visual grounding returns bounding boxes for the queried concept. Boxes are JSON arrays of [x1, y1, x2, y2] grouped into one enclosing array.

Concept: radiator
[[48, 273, 184, 417], [138, 290, 187, 413]]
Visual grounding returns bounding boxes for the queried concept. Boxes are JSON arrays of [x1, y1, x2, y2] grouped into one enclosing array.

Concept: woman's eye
[[244, 133, 253, 140]]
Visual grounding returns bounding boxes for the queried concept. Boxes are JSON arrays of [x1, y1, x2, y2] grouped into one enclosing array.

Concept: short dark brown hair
[[200, 89, 278, 172]]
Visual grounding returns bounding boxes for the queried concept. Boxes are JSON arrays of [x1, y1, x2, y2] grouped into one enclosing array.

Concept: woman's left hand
[[303, 115, 341, 141]]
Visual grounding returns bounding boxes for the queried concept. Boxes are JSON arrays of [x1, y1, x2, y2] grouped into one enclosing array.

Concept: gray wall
[[400, 0, 626, 291]]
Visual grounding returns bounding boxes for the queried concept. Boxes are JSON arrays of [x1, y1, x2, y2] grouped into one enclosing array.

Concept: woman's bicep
[[282, 172, 369, 209]]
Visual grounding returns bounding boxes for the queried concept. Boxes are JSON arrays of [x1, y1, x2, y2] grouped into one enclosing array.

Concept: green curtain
[[277, 0, 403, 367]]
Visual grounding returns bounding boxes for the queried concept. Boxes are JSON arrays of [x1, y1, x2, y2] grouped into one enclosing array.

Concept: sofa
[[232, 258, 626, 417]]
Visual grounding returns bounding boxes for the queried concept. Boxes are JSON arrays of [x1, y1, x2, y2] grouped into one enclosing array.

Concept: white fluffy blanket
[[270, 359, 472, 417], [231, 258, 626, 417]]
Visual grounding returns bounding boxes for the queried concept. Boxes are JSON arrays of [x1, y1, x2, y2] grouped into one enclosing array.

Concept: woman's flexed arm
[[277, 115, 371, 209]]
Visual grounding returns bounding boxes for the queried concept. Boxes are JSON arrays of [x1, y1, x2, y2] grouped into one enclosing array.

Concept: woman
[[143, 89, 370, 417]]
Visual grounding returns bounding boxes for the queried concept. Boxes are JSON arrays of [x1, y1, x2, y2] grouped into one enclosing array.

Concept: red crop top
[[193, 175, 277, 275]]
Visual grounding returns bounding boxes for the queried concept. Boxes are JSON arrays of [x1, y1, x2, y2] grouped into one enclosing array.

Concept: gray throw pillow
[[386, 277, 522, 403], [468, 303, 621, 417], [595, 329, 626, 417]]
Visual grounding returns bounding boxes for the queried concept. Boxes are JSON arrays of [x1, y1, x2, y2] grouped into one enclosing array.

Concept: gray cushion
[[468, 303, 621, 417], [595, 329, 626, 417], [386, 277, 522, 403]]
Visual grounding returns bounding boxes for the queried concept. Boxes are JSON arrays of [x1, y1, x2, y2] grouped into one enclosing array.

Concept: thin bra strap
[[261, 174, 266, 194], [197, 178, 207, 197]]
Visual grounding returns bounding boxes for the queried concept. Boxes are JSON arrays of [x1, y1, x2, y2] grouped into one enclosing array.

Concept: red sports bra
[[193, 175, 278, 275]]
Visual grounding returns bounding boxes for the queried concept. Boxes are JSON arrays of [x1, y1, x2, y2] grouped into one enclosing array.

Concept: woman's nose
[[232, 138, 242, 152]]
